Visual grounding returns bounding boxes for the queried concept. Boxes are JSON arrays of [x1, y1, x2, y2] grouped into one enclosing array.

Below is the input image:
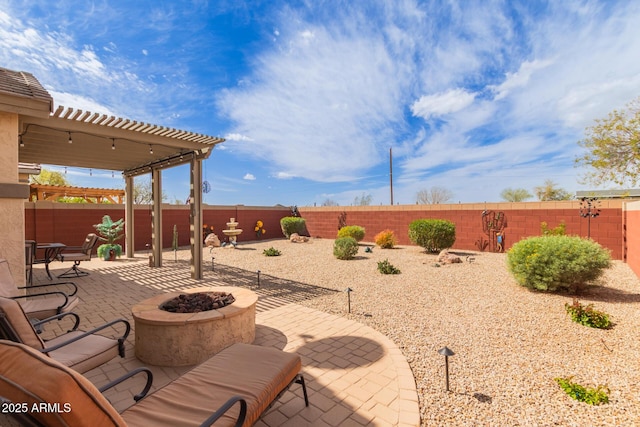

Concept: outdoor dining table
[[35, 243, 66, 280]]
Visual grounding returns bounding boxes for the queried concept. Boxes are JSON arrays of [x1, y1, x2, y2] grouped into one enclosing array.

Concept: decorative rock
[[437, 249, 462, 264], [290, 233, 309, 243], [205, 233, 221, 247]]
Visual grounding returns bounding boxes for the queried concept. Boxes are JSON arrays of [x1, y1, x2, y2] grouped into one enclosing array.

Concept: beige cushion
[[18, 293, 79, 320], [0, 340, 126, 427], [47, 331, 121, 374], [0, 297, 45, 350], [122, 343, 302, 427]]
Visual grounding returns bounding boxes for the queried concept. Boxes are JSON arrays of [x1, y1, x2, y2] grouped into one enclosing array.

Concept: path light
[[438, 346, 455, 392], [345, 287, 353, 313], [257, 270, 261, 287], [211, 256, 215, 271]]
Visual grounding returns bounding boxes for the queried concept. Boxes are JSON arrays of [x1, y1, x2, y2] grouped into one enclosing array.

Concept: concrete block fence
[[24, 199, 640, 277]]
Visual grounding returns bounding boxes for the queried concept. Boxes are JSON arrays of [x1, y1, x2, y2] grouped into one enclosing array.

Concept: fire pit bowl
[[132, 286, 258, 366]]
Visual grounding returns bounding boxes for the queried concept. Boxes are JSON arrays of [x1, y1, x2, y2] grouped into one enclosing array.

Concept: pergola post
[[125, 175, 134, 258], [190, 157, 203, 279], [151, 168, 162, 267]]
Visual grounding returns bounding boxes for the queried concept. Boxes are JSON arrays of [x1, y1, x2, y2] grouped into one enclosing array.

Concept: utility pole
[[389, 147, 394, 205]]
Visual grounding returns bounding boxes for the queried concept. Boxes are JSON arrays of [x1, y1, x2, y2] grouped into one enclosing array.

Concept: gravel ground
[[209, 237, 640, 426]]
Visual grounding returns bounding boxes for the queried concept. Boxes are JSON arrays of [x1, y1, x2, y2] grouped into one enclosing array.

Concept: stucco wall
[[0, 112, 25, 285]]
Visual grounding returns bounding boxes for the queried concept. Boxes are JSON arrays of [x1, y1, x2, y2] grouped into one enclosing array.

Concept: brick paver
[[28, 251, 420, 426]]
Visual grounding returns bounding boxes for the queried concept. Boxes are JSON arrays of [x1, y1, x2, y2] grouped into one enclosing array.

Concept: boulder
[[290, 233, 309, 243], [437, 249, 461, 264], [204, 233, 221, 247]]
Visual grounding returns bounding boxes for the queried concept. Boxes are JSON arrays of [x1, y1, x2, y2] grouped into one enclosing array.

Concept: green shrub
[[280, 216, 307, 238], [408, 219, 456, 252], [377, 259, 401, 274], [507, 235, 611, 292], [565, 298, 611, 329], [263, 247, 281, 257], [541, 221, 566, 236], [375, 229, 397, 249], [333, 237, 359, 260], [337, 225, 365, 242], [554, 377, 609, 405]]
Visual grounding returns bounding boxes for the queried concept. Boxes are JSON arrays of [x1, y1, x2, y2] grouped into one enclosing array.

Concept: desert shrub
[[377, 259, 401, 274], [263, 247, 281, 257], [333, 237, 359, 260], [554, 377, 609, 405], [375, 229, 397, 249], [337, 225, 365, 242], [507, 235, 611, 292], [565, 298, 611, 329], [280, 216, 307, 238], [541, 221, 566, 236], [408, 219, 456, 252]]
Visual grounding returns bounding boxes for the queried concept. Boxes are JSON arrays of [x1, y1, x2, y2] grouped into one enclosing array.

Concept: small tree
[[576, 96, 640, 187], [321, 199, 339, 206], [534, 180, 572, 201], [353, 192, 373, 206], [416, 186, 454, 204], [29, 168, 70, 186], [500, 188, 533, 202]]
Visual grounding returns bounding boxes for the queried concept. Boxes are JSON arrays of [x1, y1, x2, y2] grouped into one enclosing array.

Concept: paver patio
[[29, 249, 420, 426]]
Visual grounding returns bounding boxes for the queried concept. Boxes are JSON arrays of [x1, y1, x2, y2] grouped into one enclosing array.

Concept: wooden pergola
[[2, 67, 225, 279], [30, 184, 125, 204]]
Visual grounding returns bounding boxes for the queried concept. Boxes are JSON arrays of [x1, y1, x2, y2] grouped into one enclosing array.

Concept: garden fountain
[[222, 217, 243, 248]]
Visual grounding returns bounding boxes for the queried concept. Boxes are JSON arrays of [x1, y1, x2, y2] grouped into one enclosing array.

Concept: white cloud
[[490, 59, 553, 101], [243, 173, 256, 180], [411, 89, 476, 120], [224, 133, 253, 141]]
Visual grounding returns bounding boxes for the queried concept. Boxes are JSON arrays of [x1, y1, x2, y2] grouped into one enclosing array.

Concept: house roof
[[0, 67, 53, 117]]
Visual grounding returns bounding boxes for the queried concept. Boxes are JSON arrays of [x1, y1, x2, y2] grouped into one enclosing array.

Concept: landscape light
[[344, 287, 353, 313], [438, 346, 455, 392]]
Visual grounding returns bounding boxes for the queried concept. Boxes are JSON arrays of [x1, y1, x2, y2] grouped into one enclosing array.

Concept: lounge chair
[[0, 258, 79, 321], [0, 340, 308, 427], [57, 233, 99, 278], [0, 297, 130, 374]]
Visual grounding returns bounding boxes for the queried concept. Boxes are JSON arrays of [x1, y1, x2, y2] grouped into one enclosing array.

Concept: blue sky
[[2, 0, 640, 206]]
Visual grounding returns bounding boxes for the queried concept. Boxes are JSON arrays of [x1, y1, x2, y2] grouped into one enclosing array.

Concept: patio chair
[[25, 240, 35, 286], [0, 340, 308, 427], [57, 233, 99, 278], [0, 258, 79, 321], [0, 297, 130, 374]]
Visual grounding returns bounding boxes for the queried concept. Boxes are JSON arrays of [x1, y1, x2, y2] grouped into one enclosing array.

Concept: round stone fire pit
[[132, 286, 257, 366]]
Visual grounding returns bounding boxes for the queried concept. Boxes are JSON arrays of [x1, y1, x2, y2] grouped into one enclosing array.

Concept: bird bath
[[222, 217, 243, 248]]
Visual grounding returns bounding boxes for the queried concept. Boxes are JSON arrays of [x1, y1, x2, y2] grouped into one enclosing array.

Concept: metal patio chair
[[0, 297, 130, 374], [0, 258, 79, 321], [57, 233, 99, 278]]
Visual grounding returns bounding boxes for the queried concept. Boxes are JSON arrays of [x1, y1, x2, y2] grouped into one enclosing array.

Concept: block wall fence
[[24, 200, 640, 276]]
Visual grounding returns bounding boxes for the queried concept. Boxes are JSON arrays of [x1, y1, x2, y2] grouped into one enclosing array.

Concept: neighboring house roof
[[0, 67, 53, 117]]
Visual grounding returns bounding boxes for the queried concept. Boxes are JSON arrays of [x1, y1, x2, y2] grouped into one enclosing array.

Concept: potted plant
[[94, 215, 125, 261]]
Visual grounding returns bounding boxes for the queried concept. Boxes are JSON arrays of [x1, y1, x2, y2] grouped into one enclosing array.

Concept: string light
[[89, 169, 92, 176], [111, 138, 116, 150], [68, 132, 73, 144], [19, 135, 24, 148], [149, 145, 153, 154], [64, 167, 67, 174]]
